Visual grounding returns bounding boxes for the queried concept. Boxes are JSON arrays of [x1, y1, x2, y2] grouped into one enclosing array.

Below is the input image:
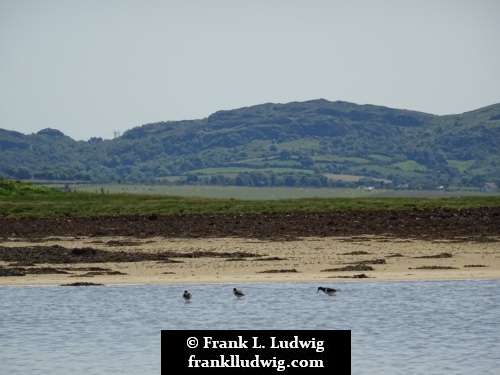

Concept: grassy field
[[68, 184, 380, 199], [1, 180, 499, 218], [49, 182, 496, 199]]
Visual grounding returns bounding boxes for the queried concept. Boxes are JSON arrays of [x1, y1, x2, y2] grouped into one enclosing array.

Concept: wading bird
[[233, 288, 245, 299], [317, 286, 337, 296]]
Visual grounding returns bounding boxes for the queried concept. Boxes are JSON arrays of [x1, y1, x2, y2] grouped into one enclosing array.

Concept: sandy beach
[[1, 235, 499, 286]]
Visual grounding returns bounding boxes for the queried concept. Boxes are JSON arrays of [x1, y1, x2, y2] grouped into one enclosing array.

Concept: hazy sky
[[1, 0, 499, 140]]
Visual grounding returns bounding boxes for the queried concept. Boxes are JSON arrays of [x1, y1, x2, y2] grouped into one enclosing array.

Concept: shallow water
[[1, 280, 499, 374]]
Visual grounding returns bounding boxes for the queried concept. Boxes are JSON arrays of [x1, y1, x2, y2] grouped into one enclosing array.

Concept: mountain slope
[[1, 100, 499, 189]]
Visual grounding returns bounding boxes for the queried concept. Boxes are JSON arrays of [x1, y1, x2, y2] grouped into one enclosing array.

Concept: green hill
[[1, 99, 499, 189]]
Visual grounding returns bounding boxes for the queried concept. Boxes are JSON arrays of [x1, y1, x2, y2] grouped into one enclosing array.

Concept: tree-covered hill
[[1, 99, 499, 189]]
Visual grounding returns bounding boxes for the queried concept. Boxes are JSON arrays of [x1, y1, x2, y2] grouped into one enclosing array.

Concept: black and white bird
[[183, 290, 192, 303], [233, 288, 245, 299], [317, 286, 338, 296]]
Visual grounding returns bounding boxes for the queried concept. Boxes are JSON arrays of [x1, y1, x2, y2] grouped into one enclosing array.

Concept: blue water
[[1, 280, 499, 374]]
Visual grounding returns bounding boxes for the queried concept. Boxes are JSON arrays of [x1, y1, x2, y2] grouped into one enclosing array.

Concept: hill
[[1, 99, 499, 189]]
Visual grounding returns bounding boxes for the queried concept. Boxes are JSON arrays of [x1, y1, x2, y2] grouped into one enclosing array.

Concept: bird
[[317, 286, 338, 295], [233, 288, 245, 299], [183, 290, 192, 303]]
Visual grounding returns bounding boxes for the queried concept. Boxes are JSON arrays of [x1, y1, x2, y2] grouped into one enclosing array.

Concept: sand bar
[[1, 235, 499, 286]]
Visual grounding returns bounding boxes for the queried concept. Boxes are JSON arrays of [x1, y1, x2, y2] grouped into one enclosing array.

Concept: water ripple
[[1, 280, 499, 374]]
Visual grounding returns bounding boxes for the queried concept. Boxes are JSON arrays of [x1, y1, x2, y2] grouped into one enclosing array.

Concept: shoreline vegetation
[[1, 181, 499, 286], [1, 179, 499, 218]]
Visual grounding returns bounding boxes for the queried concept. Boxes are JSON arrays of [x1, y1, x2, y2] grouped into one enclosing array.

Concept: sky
[[1, 0, 499, 141]]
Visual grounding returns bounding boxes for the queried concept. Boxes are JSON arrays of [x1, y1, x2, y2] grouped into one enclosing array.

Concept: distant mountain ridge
[[1, 99, 499, 189]]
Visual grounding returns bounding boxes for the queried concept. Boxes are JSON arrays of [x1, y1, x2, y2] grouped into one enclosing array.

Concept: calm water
[[1, 280, 499, 374]]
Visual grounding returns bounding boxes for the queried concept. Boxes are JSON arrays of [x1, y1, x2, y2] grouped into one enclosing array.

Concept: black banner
[[161, 330, 350, 374]]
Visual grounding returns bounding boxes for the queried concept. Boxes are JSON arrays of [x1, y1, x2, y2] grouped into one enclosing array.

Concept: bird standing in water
[[317, 286, 337, 296], [183, 290, 192, 303], [233, 288, 245, 299]]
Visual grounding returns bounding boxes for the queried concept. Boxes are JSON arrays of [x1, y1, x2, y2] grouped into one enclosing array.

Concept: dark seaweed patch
[[322, 264, 375, 272], [258, 269, 299, 273]]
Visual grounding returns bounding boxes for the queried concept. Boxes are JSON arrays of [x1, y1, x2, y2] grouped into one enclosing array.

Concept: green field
[[1, 179, 499, 218], [46, 182, 498, 199], [188, 167, 314, 175]]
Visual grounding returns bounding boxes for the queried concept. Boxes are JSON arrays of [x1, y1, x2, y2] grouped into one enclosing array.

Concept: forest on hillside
[[1, 100, 499, 190]]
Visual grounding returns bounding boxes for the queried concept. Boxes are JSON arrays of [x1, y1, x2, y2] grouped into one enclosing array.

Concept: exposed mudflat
[[1, 208, 498, 286], [1, 207, 499, 240]]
